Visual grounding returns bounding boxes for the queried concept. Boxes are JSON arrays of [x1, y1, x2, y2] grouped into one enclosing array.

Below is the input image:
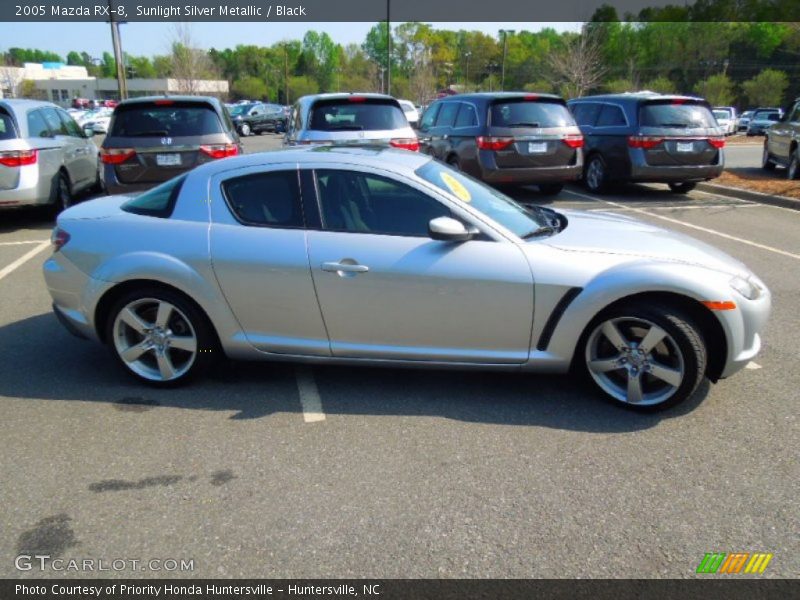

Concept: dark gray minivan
[[568, 93, 725, 194], [101, 96, 242, 194], [418, 93, 584, 194]]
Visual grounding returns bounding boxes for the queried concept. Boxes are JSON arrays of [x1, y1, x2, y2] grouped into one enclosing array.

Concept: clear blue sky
[[2, 21, 580, 59]]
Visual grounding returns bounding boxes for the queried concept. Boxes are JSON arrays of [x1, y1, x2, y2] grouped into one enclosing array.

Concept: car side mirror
[[428, 217, 477, 242], [83, 127, 95, 137]]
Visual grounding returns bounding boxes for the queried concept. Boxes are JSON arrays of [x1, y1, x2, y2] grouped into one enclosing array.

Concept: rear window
[[308, 98, 407, 132], [0, 111, 17, 140], [121, 174, 187, 218], [639, 101, 717, 128], [754, 111, 780, 121], [490, 99, 574, 128], [110, 101, 225, 137], [713, 110, 729, 120]]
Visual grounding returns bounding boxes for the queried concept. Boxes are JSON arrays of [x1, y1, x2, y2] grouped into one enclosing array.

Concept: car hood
[[540, 209, 749, 277]]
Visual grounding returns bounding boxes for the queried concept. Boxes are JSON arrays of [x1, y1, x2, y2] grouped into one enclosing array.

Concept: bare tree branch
[[547, 25, 607, 98]]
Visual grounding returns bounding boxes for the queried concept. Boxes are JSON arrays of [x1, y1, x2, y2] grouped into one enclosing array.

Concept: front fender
[[544, 260, 740, 364]]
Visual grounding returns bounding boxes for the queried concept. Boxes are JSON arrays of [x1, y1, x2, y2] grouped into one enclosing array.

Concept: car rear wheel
[[51, 172, 73, 215], [788, 151, 800, 180], [446, 155, 461, 171], [584, 155, 608, 193], [107, 288, 217, 386], [582, 304, 707, 412], [240, 123, 251, 136], [668, 182, 696, 194], [538, 183, 564, 195], [761, 143, 776, 171]]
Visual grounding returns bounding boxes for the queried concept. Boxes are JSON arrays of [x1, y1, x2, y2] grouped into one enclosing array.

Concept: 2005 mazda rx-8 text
[[43, 146, 770, 411]]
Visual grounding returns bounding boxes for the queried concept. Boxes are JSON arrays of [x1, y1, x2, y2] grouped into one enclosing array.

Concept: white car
[[76, 108, 112, 127], [88, 115, 112, 134], [712, 107, 736, 136], [398, 99, 420, 127]]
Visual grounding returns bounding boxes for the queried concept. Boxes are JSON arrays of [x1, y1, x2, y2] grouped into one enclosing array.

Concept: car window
[[222, 170, 303, 228], [110, 101, 225, 137], [639, 101, 717, 128], [491, 99, 574, 128], [26, 110, 50, 138], [419, 103, 440, 131], [121, 174, 187, 218], [315, 169, 451, 237], [308, 99, 407, 132], [41, 107, 69, 136], [454, 103, 478, 128], [596, 104, 626, 127], [435, 103, 460, 128], [570, 103, 602, 127], [57, 109, 84, 138], [0, 110, 18, 140]]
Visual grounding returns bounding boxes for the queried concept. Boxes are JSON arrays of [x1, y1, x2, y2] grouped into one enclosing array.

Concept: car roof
[[116, 95, 224, 108], [188, 145, 431, 180], [0, 99, 60, 113], [436, 92, 565, 103], [569, 92, 706, 104]]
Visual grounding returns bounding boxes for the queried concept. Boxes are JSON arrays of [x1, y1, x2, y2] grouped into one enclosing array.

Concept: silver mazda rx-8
[[44, 146, 770, 411]]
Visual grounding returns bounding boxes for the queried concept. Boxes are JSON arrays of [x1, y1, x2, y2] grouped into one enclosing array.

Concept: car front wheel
[[788, 151, 800, 180], [668, 182, 696, 194], [582, 304, 707, 411], [761, 143, 776, 171], [240, 122, 251, 136], [107, 288, 217, 386]]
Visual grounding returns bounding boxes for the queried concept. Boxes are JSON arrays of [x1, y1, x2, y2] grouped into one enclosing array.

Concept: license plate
[[156, 153, 181, 166], [528, 142, 548, 154], [676, 142, 694, 153]]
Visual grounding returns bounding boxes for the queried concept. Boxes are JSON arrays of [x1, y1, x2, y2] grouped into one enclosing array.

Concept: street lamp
[[499, 29, 515, 91]]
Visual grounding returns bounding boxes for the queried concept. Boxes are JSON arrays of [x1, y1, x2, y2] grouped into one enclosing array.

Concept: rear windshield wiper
[[655, 123, 690, 128], [127, 130, 170, 136], [505, 122, 541, 128], [323, 125, 364, 131]]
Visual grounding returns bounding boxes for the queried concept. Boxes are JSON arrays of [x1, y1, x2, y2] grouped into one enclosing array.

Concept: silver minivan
[[0, 99, 100, 213], [284, 93, 418, 150]]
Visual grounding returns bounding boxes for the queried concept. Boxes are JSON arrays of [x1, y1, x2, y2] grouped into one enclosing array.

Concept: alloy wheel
[[585, 316, 685, 406], [240, 123, 251, 136], [112, 298, 198, 382], [585, 157, 605, 192]]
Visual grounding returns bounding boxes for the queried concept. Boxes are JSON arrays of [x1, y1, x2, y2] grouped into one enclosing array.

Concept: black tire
[[105, 287, 219, 387], [580, 302, 707, 412], [538, 183, 564, 195], [668, 182, 696, 194], [50, 171, 73, 217], [584, 154, 608, 194], [89, 164, 105, 195], [446, 155, 461, 171], [761, 143, 776, 171], [788, 151, 800, 180], [239, 123, 251, 137]]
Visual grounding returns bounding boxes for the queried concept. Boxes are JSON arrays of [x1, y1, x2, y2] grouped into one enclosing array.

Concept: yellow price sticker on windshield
[[440, 172, 472, 203]]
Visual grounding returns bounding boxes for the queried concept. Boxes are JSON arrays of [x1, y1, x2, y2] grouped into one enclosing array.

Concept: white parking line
[[295, 366, 325, 423], [564, 189, 800, 261], [745, 362, 762, 370], [0, 241, 50, 282], [0, 239, 50, 246], [586, 204, 758, 212]]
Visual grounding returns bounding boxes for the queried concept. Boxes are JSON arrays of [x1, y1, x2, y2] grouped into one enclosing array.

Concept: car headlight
[[730, 275, 763, 300]]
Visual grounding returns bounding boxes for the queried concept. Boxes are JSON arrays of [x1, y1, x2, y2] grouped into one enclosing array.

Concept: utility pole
[[108, 0, 127, 100], [500, 29, 514, 91], [464, 52, 472, 92], [386, 0, 391, 95], [283, 44, 289, 105]]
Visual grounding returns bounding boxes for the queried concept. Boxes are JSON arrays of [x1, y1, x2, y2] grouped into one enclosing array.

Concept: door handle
[[321, 261, 369, 274]]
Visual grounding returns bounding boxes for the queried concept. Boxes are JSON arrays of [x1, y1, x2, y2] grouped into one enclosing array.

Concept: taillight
[[348, 96, 367, 102], [100, 148, 136, 164], [476, 136, 515, 151], [51, 227, 70, 252], [628, 135, 664, 149], [0, 149, 37, 167], [562, 134, 584, 149], [707, 137, 726, 149], [200, 144, 239, 159], [389, 138, 420, 152]]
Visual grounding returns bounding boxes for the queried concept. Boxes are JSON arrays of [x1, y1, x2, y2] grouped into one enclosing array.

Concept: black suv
[[101, 96, 242, 194], [567, 93, 725, 194], [229, 102, 287, 136], [418, 93, 584, 194]]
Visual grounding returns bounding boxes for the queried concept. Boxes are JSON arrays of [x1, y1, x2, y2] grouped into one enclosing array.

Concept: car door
[[41, 107, 92, 188], [768, 102, 799, 164], [249, 104, 266, 133], [417, 102, 440, 155], [305, 165, 534, 363], [56, 108, 97, 188], [428, 102, 460, 160], [208, 165, 331, 356]]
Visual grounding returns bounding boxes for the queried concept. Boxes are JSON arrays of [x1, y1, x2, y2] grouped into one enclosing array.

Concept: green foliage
[[603, 78, 636, 93], [643, 76, 677, 94], [695, 73, 735, 105], [288, 75, 319, 100], [231, 76, 267, 100], [742, 69, 789, 107], [523, 80, 555, 94]]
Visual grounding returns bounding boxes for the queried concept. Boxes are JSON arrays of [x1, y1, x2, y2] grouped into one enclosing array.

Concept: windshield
[[640, 101, 717, 128], [713, 110, 729, 120], [754, 111, 780, 121], [229, 104, 253, 116], [415, 160, 556, 238], [309, 99, 408, 131], [490, 99, 574, 128]]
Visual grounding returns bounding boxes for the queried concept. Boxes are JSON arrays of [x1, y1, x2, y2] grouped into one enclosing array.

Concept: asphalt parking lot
[[1, 134, 797, 579]]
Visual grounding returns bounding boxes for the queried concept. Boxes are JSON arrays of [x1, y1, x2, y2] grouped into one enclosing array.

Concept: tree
[[694, 73, 734, 105], [523, 80, 555, 94], [169, 24, 219, 94], [231, 76, 267, 100], [742, 69, 789, 107], [547, 26, 606, 98], [19, 80, 43, 99], [66, 51, 83, 66], [288, 75, 318, 99], [643, 76, 677, 94], [603, 78, 636, 93]]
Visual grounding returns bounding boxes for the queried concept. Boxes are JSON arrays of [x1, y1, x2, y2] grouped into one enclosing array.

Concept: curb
[[696, 182, 800, 211]]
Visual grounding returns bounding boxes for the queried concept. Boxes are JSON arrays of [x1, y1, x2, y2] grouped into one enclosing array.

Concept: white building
[[0, 62, 229, 105]]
